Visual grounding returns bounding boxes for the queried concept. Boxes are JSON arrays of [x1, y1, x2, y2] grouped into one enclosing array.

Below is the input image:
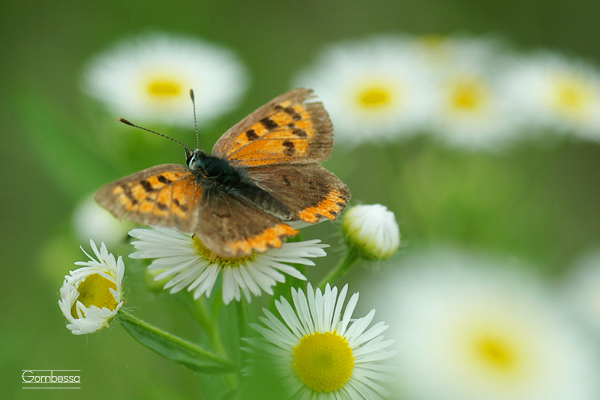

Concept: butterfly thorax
[[187, 150, 242, 188], [187, 149, 294, 221]]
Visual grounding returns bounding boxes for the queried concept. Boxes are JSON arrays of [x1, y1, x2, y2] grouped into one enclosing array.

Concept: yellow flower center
[[147, 79, 182, 97], [474, 334, 516, 372], [292, 331, 354, 393], [192, 235, 254, 266], [552, 77, 591, 115], [71, 273, 118, 318], [418, 34, 446, 48], [416, 35, 453, 65], [448, 78, 487, 112], [357, 86, 393, 109]]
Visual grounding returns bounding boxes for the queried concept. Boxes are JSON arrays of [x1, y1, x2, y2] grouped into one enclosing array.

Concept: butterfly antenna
[[189, 89, 200, 150], [118, 118, 192, 153]]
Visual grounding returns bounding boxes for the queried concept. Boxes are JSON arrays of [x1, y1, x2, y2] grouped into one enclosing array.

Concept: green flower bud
[[342, 204, 400, 260]]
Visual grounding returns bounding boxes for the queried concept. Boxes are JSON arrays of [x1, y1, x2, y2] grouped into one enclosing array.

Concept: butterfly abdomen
[[228, 182, 294, 221]]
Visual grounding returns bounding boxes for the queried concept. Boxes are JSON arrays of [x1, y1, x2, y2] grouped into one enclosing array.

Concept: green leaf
[[118, 309, 238, 374]]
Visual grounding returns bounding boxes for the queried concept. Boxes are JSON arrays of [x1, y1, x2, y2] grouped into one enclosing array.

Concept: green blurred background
[[2, 0, 600, 399]]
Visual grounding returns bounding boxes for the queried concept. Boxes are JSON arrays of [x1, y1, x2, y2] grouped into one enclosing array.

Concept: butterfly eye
[[186, 153, 195, 168]]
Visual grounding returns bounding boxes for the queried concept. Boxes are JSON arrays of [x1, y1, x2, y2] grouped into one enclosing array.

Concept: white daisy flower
[[342, 204, 400, 260], [58, 240, 125, 335], [369, 249, 600, 400], [128, 227, 328, 304], [82, 33, 248, 127], [72, 195, 130, 248], [501, 51, 600, 141], [293, 35, 435, 144], [562, 250, 600, 332], [244, 283, 395, 399]]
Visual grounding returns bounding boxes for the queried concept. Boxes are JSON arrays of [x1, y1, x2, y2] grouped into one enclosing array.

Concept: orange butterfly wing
[[211, 88, 350, 224], [211, 88, 333, 167], [94, 164, 202, 233]]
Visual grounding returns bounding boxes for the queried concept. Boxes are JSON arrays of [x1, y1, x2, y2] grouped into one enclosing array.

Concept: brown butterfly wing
[[211, 88, 333, 167], [244, 164, 350, 223], [195, 187, 297, 258], [94, 164, 202, 233]]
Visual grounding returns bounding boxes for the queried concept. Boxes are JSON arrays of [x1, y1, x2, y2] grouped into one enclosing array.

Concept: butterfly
[[95, 88, 350, 258]]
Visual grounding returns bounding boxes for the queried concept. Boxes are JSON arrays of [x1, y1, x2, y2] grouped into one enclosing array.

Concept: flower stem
[[192, 297, 227, 356], [318, 246, 361, 290], [235, 300, 246, 341], [118, 309, 237, 373], [192, 298, 240, 389], [235, 300, 247, 368]]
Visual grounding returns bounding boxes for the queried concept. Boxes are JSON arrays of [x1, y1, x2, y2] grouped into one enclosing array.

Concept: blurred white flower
[[501, 52, 600, 141], [72, 195, 130, 248], [342, 204, 400, 260], [293, 35, 435, 144], [562, 250, 600, 332], [411, 35, 508, 71], [82, 33, 248, 127], [431, 64, 522, 150], [58, 240, 124, 335], [368, 249, 600, 400], [245, 284, 395, 399], [414, 36, 522, 150], [128, 227, 327, 304]]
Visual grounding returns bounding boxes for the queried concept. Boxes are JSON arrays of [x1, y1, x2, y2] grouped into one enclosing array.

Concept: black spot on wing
[[260, 117, 278, 131], [276, 105, 302, 121], [140, 180, 154, 192], [246, 129, 259, 141], [157, 175, 172, 184], [282, 140, 295, 156], [122, 186, 138, 204], [292, 128, 307, 137], [173, 198, 188, 211]]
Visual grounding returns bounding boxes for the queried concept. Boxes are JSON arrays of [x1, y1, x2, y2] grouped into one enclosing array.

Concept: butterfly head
[[186, 149, 207, 170], [187, 149, 241, 185]]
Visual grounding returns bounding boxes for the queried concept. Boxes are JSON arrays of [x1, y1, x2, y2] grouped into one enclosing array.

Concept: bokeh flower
[[128, 227, 328, 304], [403, 35, 523, 149], [245, 284, 395, 399], [501, 52, 600, 141], [411, 35, 507, 71], [425, 39, 522, 150], [72, 195, 130, 248], [58, 240, 124, 335], [562, 250, 600, 332], [293, 35, 435, 144], [369, 249, 600, 400], [82, 33, 248, 127]]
